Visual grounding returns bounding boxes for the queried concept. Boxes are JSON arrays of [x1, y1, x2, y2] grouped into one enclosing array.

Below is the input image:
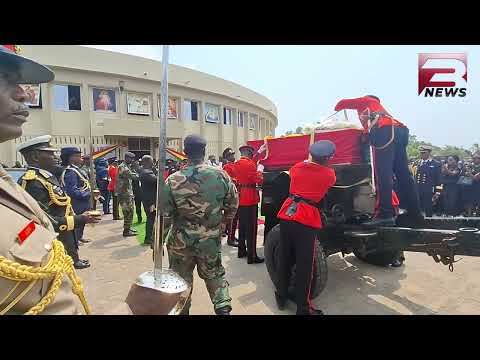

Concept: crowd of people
[[408, 146, 480, 218]]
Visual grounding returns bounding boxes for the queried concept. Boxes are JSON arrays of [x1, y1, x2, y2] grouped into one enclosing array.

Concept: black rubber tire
[[352, 248, 399, 267], [264, 224, 328, 300]]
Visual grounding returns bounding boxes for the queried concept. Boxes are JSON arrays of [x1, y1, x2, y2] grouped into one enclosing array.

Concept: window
[[184, 100, 198, 121], [205, 103, 220, 123], [223, 108, 233, 126], [237, 111, 245, 127], [249, 114, 258, 130], [54, 84, 81, 111]]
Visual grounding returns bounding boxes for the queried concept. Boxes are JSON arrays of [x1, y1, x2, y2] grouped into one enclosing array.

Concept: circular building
[[1, 45, 277, 165]]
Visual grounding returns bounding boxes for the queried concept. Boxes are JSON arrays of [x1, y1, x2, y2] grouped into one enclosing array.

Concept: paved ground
[[78, 216, 480, 315]]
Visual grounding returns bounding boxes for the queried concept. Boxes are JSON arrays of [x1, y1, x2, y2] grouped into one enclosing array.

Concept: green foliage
[[406, 134, 471, 159]]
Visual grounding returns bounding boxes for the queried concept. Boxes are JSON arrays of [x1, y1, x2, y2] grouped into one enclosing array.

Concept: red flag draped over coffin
[[248, 128, 364, 170]]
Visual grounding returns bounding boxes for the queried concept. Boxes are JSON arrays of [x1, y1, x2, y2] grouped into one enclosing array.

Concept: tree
[[471, 143, 480, 155], [284, 127, 304, 136]]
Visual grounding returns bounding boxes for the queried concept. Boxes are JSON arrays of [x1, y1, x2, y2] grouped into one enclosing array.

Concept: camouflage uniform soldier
[[115, 152, 139, 237], [164, 135, 239, 315]]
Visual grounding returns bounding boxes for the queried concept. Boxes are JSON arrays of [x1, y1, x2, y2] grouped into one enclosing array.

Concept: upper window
[[249, 114, 258, 130], [205, 103, 220, 123], [93, 88, 116, 112], [223, 108, 233, 126], [237, 111, 245, 128], [54, 84, 81, 111], [184, 100, 198, 121]]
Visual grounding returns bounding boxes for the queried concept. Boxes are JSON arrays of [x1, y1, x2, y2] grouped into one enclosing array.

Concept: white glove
[[258, 144, 267, 154], [257, 164, 265, 173]]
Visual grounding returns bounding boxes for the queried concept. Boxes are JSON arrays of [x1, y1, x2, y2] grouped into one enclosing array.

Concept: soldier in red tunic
[[222, 147, 239, 247], [276, 140, 337, 315], [234, 145, 264, 264], [334, 95, 422, 227]]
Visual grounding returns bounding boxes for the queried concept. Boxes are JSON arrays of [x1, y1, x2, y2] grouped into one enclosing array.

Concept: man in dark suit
[[139, 155, 157, 245], [60, 147, 93, 244], [414, 146, 441, 217], [132, 160, 143, 224]]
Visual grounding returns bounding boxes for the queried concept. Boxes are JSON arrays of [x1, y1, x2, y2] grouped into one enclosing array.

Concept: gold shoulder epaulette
[[22, 169, 37, 181]]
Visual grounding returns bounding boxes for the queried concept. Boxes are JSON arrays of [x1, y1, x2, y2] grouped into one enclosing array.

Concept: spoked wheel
[[264, 224, 328, 300]]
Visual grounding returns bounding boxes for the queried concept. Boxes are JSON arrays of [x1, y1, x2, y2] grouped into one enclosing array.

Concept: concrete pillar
[[232, 108, 238, 154], [199, 101, 205, 138], [218, 105, 225, 157]]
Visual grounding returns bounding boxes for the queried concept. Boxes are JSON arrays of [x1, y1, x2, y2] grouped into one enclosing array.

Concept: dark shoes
[[238, 248, 247, 258], [74, 260, 91, 269], [227, 238, 239, 247], [363, 217, 396, 228], [297, 307, 324, 315], [123, 229, 137, 237], [248, 256, 264, 264], [215, 306, 232, 315], [113, 217, 121, 221], [79, 238, 91, 243], [390, 259, 404, 267], [275, 292, 287, 311], [104, 212, 112, 215]]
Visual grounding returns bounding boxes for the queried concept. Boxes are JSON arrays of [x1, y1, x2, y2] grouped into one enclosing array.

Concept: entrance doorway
[[128, 137, 151, 160]]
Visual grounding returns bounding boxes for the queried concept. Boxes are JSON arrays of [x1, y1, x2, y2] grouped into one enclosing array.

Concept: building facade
[[1, 45, 278, 165]]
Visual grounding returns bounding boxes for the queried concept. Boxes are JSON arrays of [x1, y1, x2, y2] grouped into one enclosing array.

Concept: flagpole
[[153, 45, 169, 280], [88, 113, 96, 208]]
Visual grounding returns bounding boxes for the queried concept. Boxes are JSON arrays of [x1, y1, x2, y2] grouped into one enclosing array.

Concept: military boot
[[297, 306, 324, 315], [215, 306, 232, 315], [123, 229, 137, 237], [275, 292, 287, 311]]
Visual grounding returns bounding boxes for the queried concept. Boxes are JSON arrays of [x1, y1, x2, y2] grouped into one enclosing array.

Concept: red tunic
[[334, 96, 406, 132], [222, 162, 237, 182], [107, 165, 117, 192], [277, 161, 336, 229], [234, 157, 263, 206]]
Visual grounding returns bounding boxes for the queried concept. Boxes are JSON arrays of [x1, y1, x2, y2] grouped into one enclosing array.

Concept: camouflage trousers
[[118, 196, 134, 230], [167, 238, 231, 314]]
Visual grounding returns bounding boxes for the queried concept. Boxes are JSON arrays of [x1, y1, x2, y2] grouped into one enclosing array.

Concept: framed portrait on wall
[[20, 84, 41, 108], [93, 88, 116, 112], [127, 92, 151, 115], [205, 103, 220, 123], [158, 97, 178, 119]]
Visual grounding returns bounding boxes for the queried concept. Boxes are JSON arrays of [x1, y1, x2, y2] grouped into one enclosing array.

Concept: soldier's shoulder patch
[[22, 169, 37, 181]]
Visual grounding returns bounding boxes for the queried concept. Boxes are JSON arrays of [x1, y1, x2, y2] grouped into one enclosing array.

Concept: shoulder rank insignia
[[22, 169, 37, 181], [39, 169, 52, 178]]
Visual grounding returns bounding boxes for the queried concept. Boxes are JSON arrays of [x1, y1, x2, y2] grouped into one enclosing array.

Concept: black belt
[[238, 184, 257, 189], [288, 194, 320, 209]]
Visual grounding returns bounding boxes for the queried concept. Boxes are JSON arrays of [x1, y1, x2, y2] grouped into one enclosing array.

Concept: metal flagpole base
[[125, 269, 190, 315]]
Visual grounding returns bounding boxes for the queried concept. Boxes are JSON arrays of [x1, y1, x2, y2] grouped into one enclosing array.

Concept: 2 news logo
[[418, 53, 467, 97]]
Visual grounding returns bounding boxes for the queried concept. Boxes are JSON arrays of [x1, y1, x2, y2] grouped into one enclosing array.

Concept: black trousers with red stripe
[[278, 220, 318, 314], [238, 205, 258, 259], [370, 125, 421, 219]]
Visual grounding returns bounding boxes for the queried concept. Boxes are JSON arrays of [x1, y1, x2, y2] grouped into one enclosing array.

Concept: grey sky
[[85, 45, 478, 148]]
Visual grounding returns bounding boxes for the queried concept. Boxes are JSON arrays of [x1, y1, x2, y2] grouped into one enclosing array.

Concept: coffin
[[248, 128, 366, 171]]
